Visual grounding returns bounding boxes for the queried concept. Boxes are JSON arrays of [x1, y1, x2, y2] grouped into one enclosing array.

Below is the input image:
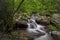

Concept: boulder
[[51, 14, 60, 24], [51, 31, 60, 40]]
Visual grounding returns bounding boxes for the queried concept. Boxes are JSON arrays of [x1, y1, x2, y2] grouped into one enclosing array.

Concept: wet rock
[[36, 16, 50, 26], [51, 31, 60, 40]]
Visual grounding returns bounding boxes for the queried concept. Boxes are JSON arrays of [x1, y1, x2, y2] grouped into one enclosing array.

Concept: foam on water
[[27, 16, 54, 40]]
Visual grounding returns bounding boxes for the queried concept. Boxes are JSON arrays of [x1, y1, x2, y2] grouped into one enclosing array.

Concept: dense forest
[[0, 0, 60, 40]]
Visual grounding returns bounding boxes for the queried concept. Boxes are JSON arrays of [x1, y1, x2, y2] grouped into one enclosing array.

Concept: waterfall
[[27, 16, 54, 40]]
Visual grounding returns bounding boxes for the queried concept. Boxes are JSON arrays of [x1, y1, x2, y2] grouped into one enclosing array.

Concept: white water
[[34, 33, 54, 40], [27, 16, 54, 40]]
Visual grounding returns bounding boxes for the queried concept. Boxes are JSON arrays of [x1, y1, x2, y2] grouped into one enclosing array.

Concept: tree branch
[[14, 0, 24, 13]]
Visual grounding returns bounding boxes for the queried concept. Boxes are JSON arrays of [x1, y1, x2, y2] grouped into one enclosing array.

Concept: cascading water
[[27, 16, 54, 40]]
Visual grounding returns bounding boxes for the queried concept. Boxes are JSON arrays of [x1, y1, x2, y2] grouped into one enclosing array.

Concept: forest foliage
[[0, 0, 60, 33], [15, 0, 60, 31], [19, 0, 60, 15]]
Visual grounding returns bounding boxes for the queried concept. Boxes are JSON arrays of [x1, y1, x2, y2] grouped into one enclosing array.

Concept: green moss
[[48, 25, 58, 31]]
